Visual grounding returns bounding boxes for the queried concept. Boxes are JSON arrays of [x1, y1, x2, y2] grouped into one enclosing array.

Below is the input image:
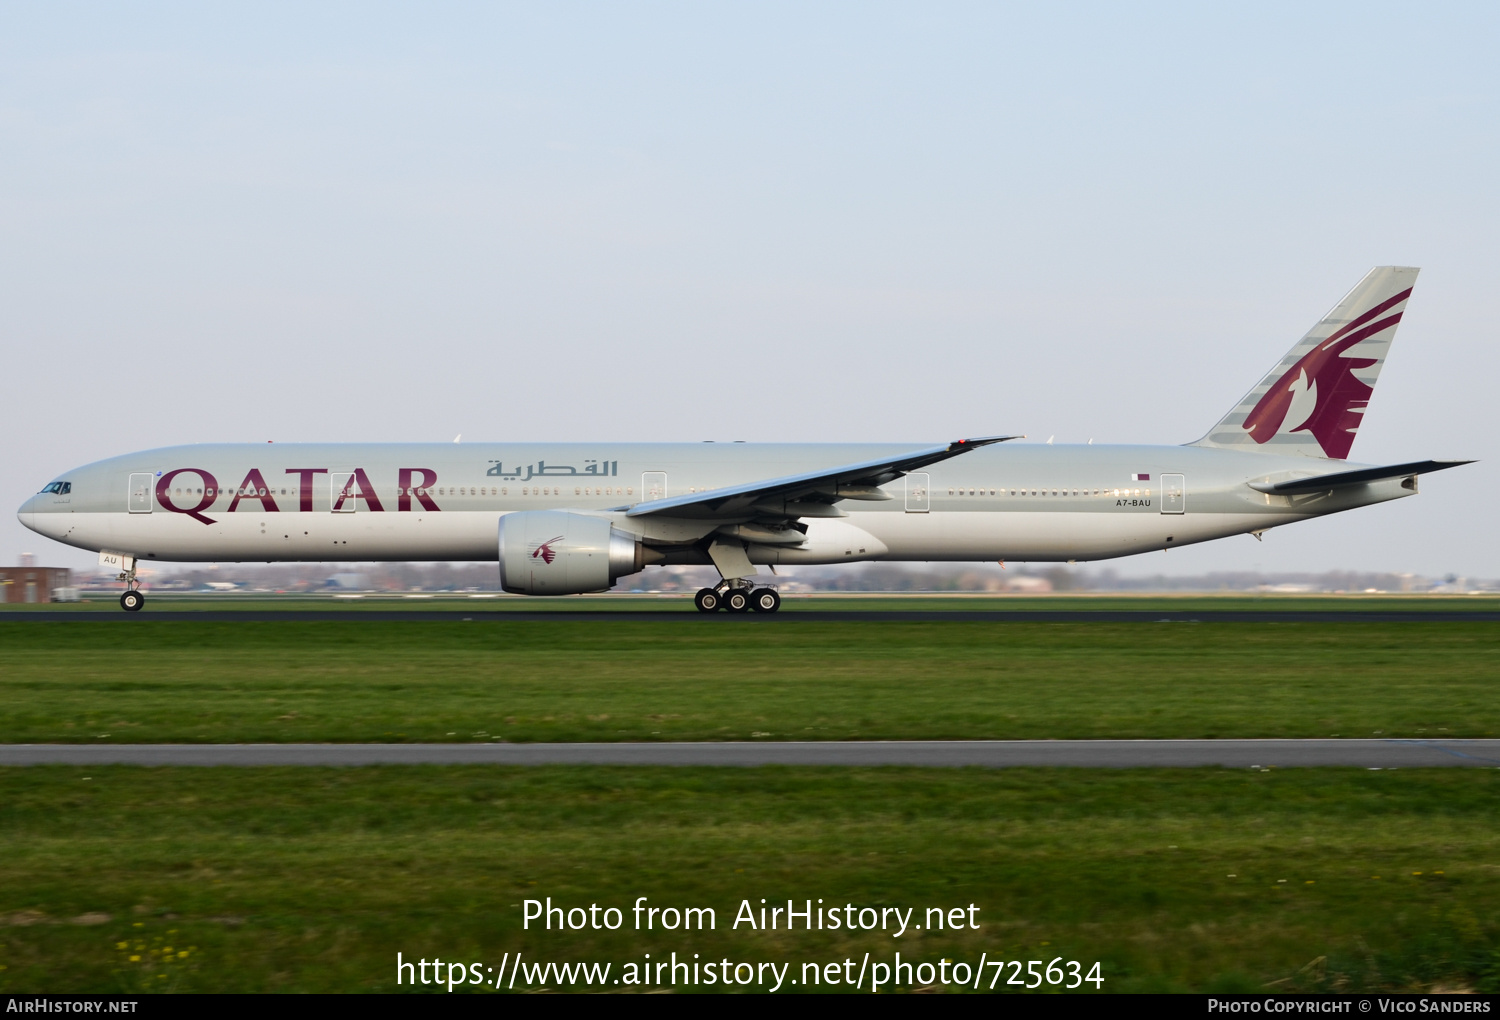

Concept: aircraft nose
[[17, 494, 38, 533]]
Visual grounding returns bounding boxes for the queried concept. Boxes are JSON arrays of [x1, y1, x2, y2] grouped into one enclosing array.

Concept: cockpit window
[[39, 482, 72, 494]]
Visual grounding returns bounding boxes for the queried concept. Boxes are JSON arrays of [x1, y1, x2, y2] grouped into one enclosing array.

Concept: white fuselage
[[18, 441, 1413, 571]]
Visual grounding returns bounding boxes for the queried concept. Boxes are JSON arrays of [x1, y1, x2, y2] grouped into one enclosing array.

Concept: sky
[[2, 2, 1496, 578]]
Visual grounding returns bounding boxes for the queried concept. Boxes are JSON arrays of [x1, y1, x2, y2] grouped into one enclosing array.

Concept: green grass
[[0, 766, 1497, 993], [0, 620, 1496, 743], [3, 612, 1496, 994]]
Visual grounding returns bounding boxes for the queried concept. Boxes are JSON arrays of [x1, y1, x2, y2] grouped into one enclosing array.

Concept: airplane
[[17, 266, 1473, 613]]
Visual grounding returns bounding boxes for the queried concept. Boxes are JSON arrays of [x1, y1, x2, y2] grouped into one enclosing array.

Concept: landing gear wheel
[[750, 588, 781, 613], [120, 590, 144, 613], [694, 588, 722, 613], [724, 589, 751, 613]]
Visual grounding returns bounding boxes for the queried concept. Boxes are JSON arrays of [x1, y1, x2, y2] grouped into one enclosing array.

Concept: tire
[[694, 588, 721, 613], [750, 588, 781, 613], [724, 589, 751, 613], [120, 590, 144, 613]]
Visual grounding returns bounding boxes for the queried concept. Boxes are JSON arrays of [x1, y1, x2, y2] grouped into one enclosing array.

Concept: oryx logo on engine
[[531, 536, 564, 565]]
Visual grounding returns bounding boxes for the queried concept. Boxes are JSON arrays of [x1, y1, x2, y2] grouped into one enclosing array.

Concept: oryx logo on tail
[[531, 536, 564, 565], [1191, 267, 1419, 460], [1242, 288, 1411, 459]]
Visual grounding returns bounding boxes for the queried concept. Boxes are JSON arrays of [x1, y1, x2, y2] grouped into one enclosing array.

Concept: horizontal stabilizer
[[1248, 459, 1474, 495]]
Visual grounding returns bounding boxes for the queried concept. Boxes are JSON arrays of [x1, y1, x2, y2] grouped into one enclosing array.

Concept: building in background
[[0, 561, 76, 603]]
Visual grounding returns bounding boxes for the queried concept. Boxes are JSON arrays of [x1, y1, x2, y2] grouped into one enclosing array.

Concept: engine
[[498, 511, 647, 595]]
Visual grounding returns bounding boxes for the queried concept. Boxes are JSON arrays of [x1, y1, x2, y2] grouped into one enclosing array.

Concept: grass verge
[[0, 620, 1496, 742], [0, 766, 1497, 993]]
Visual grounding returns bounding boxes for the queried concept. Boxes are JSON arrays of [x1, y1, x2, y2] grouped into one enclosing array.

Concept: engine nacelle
[[498, 511, 645, 595]]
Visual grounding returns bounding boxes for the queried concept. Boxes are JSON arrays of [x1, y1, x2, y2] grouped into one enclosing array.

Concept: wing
[[624, 436, 1022, 521], [1248, 459, 1474, 495]]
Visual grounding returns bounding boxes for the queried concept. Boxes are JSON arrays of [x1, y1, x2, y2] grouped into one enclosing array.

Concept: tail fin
[[1191, 266, 1419, 459]]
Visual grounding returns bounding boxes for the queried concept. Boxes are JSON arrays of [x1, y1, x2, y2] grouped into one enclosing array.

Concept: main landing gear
[[694, 582, 780, 614]]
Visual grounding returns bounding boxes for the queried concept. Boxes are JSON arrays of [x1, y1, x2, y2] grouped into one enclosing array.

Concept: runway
[[4, 609, 1498, 623], [3, 739, 1498, 768]]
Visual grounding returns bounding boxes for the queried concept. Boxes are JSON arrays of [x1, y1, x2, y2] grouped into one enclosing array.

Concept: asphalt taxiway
[[2, 739, 1497, 768]]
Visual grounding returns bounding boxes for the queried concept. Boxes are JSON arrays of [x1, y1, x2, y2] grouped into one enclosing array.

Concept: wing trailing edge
[[625, 435, 1022, 520]]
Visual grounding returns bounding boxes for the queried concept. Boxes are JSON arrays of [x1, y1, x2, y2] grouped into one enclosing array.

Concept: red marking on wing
[[1242, 288, 1410, 459]]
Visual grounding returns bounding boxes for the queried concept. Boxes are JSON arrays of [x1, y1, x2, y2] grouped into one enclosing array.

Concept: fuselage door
[[331, 471, 358, 513], [642, 471, 667, 503], [1161, 473, 1185, 514], [128, 473, 153, 513], [905, 472, 930, 513]]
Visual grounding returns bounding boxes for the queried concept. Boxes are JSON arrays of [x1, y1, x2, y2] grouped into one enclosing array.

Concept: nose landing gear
[[694, 582, 780, 613], [116, 559, 144, 612]]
